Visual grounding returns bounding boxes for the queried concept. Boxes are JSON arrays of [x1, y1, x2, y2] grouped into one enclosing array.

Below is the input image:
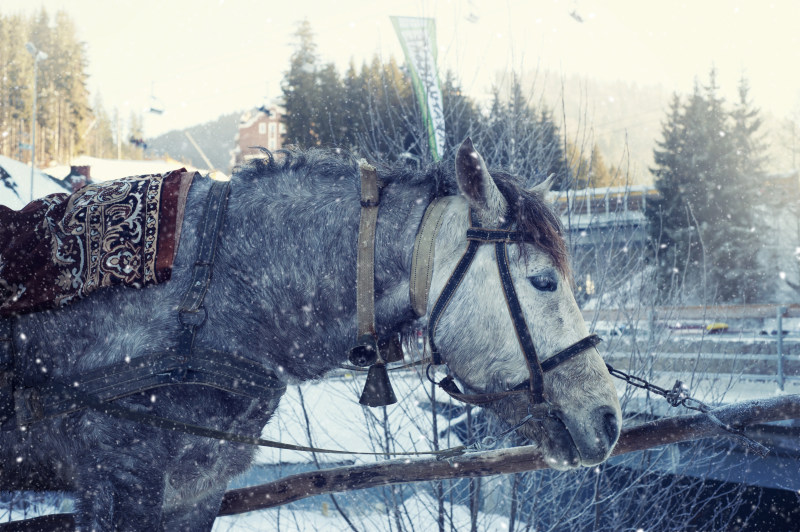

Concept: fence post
[[777, 306, 786, 391]]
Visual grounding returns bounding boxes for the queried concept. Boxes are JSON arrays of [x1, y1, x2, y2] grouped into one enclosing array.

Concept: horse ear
[[531, 173, 556, 196], [455, 138, 508, 226]]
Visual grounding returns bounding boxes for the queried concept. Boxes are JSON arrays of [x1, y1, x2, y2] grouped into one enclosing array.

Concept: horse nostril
[[602, 410, 620, 444]]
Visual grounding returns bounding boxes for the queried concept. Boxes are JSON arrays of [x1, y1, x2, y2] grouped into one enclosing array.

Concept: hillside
[[146, 111, 242, 173]]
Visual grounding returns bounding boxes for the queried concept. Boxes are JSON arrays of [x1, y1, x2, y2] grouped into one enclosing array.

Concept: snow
[[213, 491, 511, 532], [0, 155, 70, 209], [254, 372, 463, 466], [47, 156, 197, 183], [1, 155, 198, 210]]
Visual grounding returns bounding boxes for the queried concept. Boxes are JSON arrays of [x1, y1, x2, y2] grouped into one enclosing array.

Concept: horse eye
[[528, 274, 557, 292]]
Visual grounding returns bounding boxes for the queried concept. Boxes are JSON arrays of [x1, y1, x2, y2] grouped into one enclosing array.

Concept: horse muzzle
[[546, 405, 621, 468]]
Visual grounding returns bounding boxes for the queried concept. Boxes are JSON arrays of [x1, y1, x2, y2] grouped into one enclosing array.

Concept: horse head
[[423, 138, 621, 469]]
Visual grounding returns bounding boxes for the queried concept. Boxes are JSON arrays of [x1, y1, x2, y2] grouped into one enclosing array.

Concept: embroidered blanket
[[0, 169, 196, 316]]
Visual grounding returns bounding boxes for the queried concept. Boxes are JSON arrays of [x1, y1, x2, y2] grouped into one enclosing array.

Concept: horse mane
[[235, 147, 569, 276]]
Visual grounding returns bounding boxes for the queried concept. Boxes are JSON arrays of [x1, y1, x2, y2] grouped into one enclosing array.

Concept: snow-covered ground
[[213, 491, 511, 532], [252, 371, 463, 466]]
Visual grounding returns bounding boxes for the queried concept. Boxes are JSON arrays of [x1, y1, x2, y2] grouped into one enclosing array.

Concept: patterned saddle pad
[[0, 169, 197, 316]]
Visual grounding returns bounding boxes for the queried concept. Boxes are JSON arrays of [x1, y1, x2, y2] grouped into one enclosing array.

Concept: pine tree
[[88, 94, 115, 158], [441, 70, 480, 155], [731, 75, 766, 180], [536, 107, 570, 190], [647, 71, 764, 302], [0, 8, 91, 163], [588, 144, 613, 187], [316, 62, 345, 146], [281, 20, 321, 148], [474, 79, 569, 189], [648, 93, 689, 296], [0, 13, 33, 160], [341, 60, 365, 150], [50, 10, 91, 161], [348, 55, 418, 160]]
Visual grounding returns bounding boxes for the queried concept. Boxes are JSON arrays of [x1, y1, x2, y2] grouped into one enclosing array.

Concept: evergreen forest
[[0, 9, 146, 167]]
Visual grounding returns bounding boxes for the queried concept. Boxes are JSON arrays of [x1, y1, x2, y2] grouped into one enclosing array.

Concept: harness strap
[[435, 375, 523, 406], [176, 179, 230, 357], [12, 349, 285, 426], [356, 161, 379, 337], [41, 378, 465, 458], [350, 161, 382, 365], [0, 318, 13, 425], [466, 228, 526, 243], [540, 334, 601, 372], [410, 197, 454, 317]]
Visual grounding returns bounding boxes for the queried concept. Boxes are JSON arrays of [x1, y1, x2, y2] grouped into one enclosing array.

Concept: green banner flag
[[391, 16, 446, 161]]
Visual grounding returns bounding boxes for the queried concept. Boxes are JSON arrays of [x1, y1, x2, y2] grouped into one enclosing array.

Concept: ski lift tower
[[25, 42, 47, 202]]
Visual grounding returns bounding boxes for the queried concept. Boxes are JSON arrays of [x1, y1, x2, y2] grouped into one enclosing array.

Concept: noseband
[[411, 197, 601, 406]]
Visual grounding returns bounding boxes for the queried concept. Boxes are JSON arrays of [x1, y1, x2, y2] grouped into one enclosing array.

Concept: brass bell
[[359, 362, 397, 407]]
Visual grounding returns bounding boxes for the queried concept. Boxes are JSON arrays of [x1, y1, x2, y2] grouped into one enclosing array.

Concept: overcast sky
[[4, 0, 799, 138]]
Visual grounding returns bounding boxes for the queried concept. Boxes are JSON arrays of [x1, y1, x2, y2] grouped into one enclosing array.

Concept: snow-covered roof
[[0, 155, 71, 209], [548, 184, 658, 203], [47, 156, 198, 183]]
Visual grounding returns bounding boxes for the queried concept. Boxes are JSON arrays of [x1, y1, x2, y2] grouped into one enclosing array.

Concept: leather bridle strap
[[540, 333, 602, 373], [427, 236, 481, 365], [495, 239, 545, 403], [175, 178, 230, 359]]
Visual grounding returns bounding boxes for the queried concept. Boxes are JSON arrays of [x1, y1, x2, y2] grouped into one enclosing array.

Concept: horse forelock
[[490, 172, 570, 278]]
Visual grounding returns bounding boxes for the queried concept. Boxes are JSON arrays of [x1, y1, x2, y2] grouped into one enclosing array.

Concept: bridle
[[411, 196, 602, 407]]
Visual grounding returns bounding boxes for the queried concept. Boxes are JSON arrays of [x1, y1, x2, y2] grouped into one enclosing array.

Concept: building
[[230, 106, 285, 167]]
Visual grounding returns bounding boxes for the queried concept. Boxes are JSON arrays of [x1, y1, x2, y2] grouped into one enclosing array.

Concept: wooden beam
[[218, 394, 800, 515], [2, 395, 797, 530]]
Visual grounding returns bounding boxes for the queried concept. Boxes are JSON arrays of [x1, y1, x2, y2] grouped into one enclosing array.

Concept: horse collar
[[410, 198, 601, 406]]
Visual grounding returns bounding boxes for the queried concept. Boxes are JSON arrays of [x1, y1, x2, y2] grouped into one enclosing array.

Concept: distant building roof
[[47, 156, 198, 183]]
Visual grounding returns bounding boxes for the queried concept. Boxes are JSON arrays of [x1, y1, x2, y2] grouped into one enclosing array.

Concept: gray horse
[[0, 139, 621, 530]]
